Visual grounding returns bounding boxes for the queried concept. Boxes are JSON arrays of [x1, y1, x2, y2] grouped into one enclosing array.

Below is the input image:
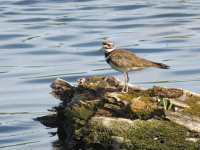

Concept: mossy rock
[[63, 99, 104, 140], [43, 76, 200, 149], [85, 117, 200, 150]]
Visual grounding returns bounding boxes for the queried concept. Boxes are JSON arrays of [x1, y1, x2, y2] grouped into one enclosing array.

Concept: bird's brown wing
[[109, 49, 155, 70]]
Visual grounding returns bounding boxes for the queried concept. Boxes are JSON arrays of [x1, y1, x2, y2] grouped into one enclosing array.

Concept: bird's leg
[[122, 72, 127, 92], [125, 72, 129, 92]]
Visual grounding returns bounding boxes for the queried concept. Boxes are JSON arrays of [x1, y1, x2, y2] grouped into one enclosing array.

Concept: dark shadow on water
[[0, 43, 34, 49]]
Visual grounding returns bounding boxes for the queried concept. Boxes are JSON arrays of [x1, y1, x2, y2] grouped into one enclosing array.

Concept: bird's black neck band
[[105, 52, 111, 57]]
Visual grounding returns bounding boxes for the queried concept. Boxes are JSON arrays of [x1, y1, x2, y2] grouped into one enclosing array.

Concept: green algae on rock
[[37, 76, 200, 150], [86, 117, 200, 150]]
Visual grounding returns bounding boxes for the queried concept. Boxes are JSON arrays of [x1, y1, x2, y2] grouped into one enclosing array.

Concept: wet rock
[[50, 78, 75, 103]]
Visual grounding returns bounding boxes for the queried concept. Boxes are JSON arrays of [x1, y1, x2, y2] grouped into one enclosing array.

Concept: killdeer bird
[[102, 39, 169, 93]]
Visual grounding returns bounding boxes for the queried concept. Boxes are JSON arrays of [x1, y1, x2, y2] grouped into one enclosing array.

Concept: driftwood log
[[37, 76, 200, 150]]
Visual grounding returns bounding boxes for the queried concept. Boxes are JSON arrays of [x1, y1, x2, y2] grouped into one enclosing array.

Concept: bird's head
[[102, 39, 115, 53]]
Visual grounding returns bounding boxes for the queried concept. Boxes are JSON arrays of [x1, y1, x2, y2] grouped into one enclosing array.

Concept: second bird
[[102, 39, 169, 93]]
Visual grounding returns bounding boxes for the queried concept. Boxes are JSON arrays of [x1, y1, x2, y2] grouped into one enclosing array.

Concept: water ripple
[[112, 4, 150, 11], [8, 18, 49, 23], [71, 41, 100, 48], [0, 34, 27, 41], [46, 35, 75, 41], [0, 43, 34, 49], [12, 0, 40, 5], [129, 48, 179, 53], [0, 125, 29, 134], [70, 50, 103, 56], [54, 17, 79, 22], [20, 50, 66, 55], [149, 13, 197, 18], [172, 68, 200, 76]]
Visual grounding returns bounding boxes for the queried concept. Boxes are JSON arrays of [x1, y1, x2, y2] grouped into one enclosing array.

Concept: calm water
[[1, 0, 200, 149]]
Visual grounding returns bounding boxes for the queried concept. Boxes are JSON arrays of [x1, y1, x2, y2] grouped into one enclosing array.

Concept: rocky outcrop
[[37, 76, 200, 150]]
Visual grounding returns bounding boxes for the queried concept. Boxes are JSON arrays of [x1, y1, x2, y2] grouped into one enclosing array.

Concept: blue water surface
[[0, 0, 200, 149]]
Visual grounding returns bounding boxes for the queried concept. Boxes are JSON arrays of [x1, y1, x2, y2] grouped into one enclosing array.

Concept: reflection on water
[[0, 0, 200, 149]]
